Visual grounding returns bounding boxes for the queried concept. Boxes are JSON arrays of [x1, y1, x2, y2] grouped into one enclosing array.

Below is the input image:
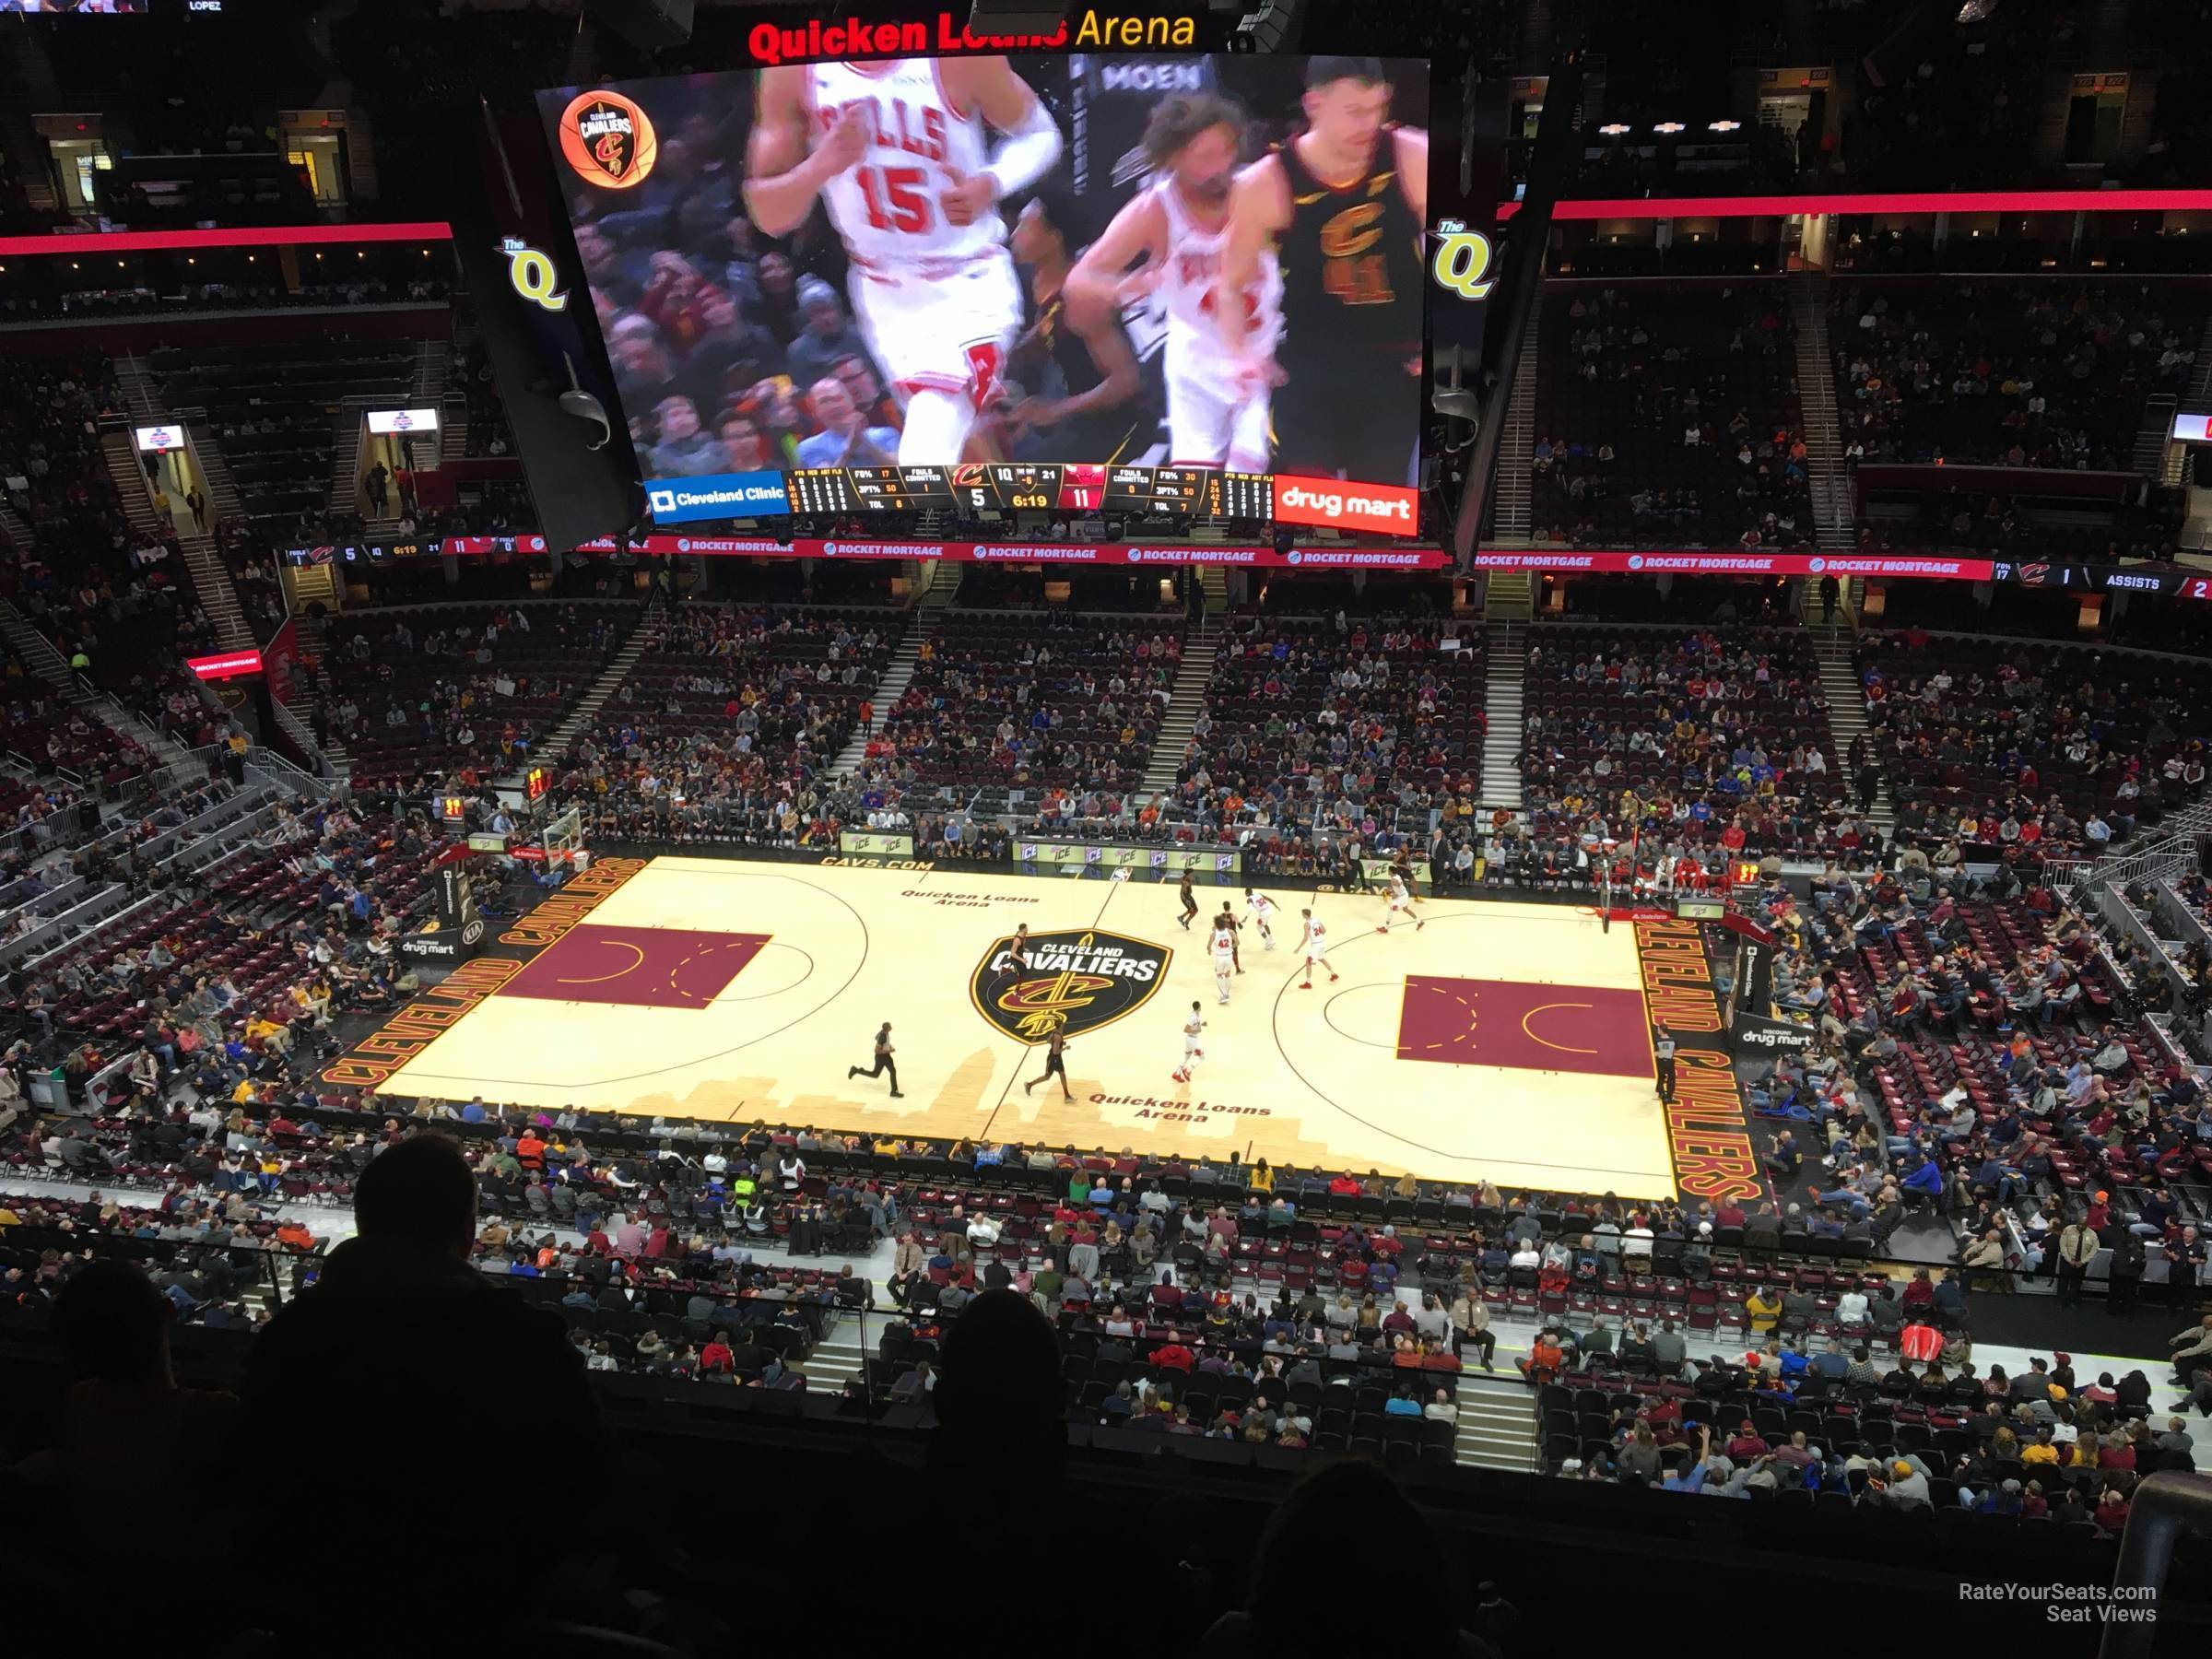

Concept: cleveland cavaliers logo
[[971, 928, 1171, 1043], [557, 90, 659, 190]]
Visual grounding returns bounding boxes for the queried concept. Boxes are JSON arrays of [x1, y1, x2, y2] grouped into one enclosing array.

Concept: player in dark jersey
[[1217, 56, 1427, 484], [1005, 194, 1154, 465]]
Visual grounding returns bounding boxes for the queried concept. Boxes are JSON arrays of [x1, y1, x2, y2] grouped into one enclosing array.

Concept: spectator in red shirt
[[1328, 1173, 1363, 1197], [1725, 1420, 1770, 1461], [1152, 1340, 1194, 1374], [700, 1333, 734, 1375]]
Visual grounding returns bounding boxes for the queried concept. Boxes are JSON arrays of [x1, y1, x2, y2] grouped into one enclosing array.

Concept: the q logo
[[1431, 229, 1497, 301], [504, 243, 570, 313]]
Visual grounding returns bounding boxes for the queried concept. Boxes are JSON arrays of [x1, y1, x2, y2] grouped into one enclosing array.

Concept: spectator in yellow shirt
[[1746, 1288, 1783, 1335]]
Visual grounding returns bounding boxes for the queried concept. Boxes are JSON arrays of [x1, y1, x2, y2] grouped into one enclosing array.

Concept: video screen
[[537, 53, 1430, 515]]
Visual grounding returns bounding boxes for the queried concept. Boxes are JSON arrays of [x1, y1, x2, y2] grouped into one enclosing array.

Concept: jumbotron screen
[[536, 52, 1429, 527]]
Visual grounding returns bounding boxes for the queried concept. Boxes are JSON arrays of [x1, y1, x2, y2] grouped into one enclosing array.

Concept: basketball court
[[367, 857, 1680, 1196]]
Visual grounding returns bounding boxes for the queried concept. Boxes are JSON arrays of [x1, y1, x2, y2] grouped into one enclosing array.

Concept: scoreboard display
[[846, 465, 954, 512], [781, 465, 1276, 522]]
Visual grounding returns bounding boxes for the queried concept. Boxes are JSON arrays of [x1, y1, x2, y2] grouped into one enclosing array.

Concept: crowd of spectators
[[1733, 862, 2212, 1325], [1516, 624, 1861, 867], [1159, 612, 1482, 865], [7, 793, 441, 1062], [550, 600, 891, 825], [1856, 627, 2211, 863], [319, 601, 633, 792], [1830, 278, 2206, 470], [0, 274, 452, 324], [1531, 283, 1813, 553], [873, 610, 1173, 806], [1547, 1323, 2194, 1524]]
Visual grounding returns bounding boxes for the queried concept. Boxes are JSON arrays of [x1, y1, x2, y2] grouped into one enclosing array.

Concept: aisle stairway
[[829, 562, 961, 776], [1138, 616, 1223, 797], [1453, 1371, 1544, 1472], [100, 429, 256, 652], [0, 599, 191, 768], [1477, 621, 1524, 810], [1490, 306, 1544, 542], [290, 612, 350, 782], [514, 601, 666, 782], [1811, 625, 1889, 831], [1787, 270, 1854, 550]]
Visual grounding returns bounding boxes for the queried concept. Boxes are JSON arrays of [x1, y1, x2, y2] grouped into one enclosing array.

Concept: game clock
[[945, 463, 1112, 512]]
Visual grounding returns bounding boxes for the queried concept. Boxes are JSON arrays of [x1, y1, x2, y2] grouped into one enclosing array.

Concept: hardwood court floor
[[379, 858, 1676, 1194]]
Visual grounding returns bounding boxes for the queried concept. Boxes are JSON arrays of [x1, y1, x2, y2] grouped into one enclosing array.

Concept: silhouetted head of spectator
[[353, 1132, 477, 1260], [53, 1258, 171, 1386], [1240, 1462, 1463, 1653], [934, 1288, 1064, 1480]]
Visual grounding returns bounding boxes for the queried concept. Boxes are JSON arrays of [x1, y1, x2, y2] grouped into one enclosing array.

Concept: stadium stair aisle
[[99, 429, 254, 652], [829, 563, 960, 777], [1138, 615, 1223, 797], [1477, 621, 1524, 811], [514, 599, 669, 785], [1490, 306, 1544, 545], [0, 598, 187, 769], [1788, 270, 1855, 551], [1812, 626, 1890, 832]]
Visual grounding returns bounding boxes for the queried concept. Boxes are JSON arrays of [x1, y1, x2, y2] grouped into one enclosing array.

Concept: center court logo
[[971, 927, 1171, 1043]]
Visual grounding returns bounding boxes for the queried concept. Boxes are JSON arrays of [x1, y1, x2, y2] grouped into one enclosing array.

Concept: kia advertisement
[[538, 52, 1430, 508]]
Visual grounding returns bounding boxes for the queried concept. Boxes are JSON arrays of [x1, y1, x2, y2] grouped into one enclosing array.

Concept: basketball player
[[993, 923, 1033, 1006], [1172, 999, 1206, 1083], [1063, 92, 1281, 471], [1378, 863, 1425, 934], [1298, 908, 1338, 991], [1176, 867, 1199, 931], [746, 56, 1064, 466], [1216, 57, 1426, 481], [1214, 901, 1244, 971], [847, 1020, 903, 1097], [1243, 887, 1277, 950], [1023, 1020, 1074, 1101], [1210, 912, 1237, 1004], [1005, 194, 1149, 465]]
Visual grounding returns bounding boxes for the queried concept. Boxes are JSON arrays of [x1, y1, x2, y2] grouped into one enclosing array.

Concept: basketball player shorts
[[849, 248, 1022, 418], [1164, 337, 1270, 473]]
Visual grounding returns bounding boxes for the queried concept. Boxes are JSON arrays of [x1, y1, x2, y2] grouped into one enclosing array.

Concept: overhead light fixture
[[1598, 123, 1630, 136], [1653, 122, 1686, 135], [1709, 120, 1742, 132]]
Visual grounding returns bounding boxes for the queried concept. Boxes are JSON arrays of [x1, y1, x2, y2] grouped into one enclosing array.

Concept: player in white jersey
[[1379, 866, 1425, 933], [1297, 908, 1338, 990], [1242, 888, 1277, 950], [1172, 1000, 1206, 1083], [1064, 93, 1280, 472], [746, 57, 1062, 467], [1210, 917, 1237, 1004]]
